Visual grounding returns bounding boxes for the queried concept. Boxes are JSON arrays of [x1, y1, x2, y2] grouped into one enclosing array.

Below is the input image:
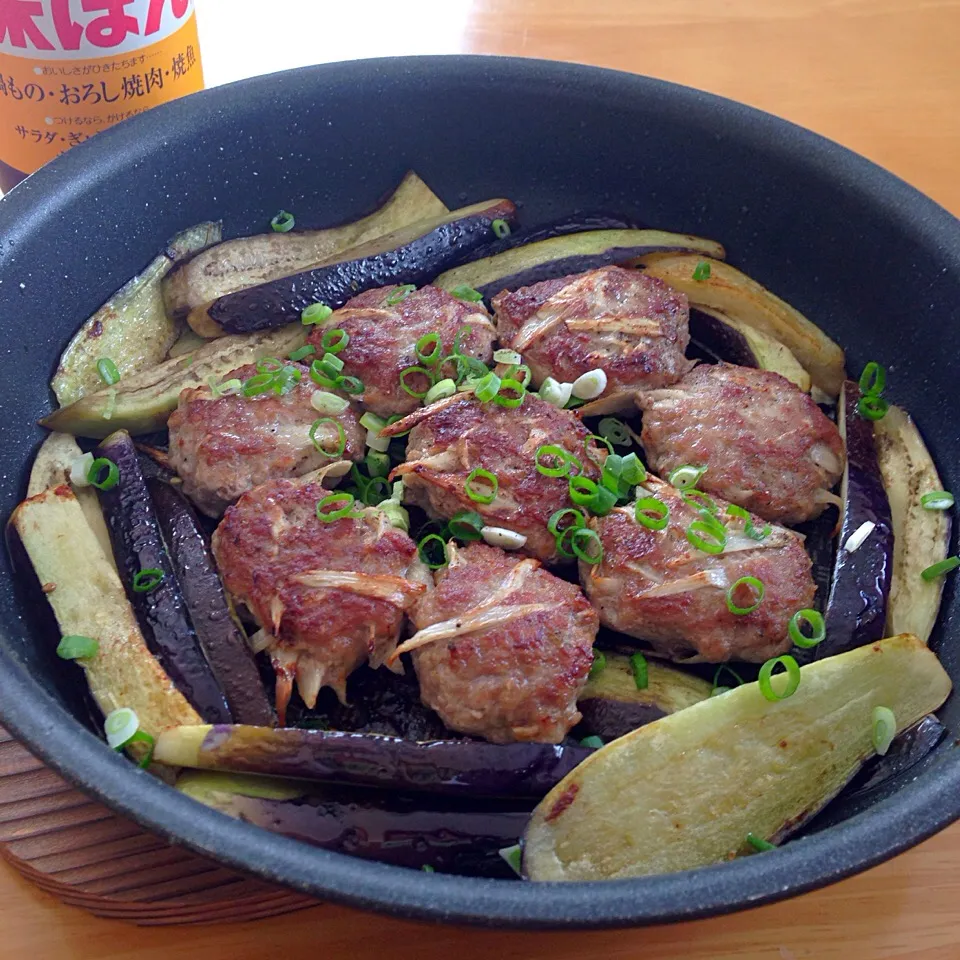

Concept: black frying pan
[[0, 56, 958, 928]]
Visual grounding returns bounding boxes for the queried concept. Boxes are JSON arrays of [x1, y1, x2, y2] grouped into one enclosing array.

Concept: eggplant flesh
[[148, 478, 274, 727], [433, 228, 725, 302], [817, 382, 893, 659], [94, 430, 231, 722], [155, 723, 592, 799], [577, 652, 712, 741], [204, 198, 517, 336], [177, 770, 525, 877]]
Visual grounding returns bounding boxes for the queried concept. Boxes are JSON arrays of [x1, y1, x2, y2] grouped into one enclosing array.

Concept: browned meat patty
[[212, 475, 430, 723], [581, 475, 815, 662], [400, 542, 598, 743], [492, 265, 694, 413], [168, 361, 364, 517], [308, 284, 496, 418], [637, 362, 845, 525], [383, 393, 605, 563]]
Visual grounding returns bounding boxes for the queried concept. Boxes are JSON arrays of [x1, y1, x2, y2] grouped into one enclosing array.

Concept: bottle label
[[0, 0, 202, 175]]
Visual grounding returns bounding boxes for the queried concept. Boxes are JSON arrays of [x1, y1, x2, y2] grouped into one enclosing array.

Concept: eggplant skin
[[177, 771, 526, 877], [155, 723, 592, 799], [148, 478, 275, 727], [207, 199, 517, 335], [94, 431, 231, 723], [818, 382, 893, 659]]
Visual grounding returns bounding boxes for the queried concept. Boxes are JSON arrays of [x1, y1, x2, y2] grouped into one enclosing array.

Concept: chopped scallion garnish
[[668, 464, 706, 490], [57, 635, 99, 660], [725, 575, 765, 615], [321, 328, 349, 352], [400, 365, 435, 398], [417, 533, 448, 569], [491, 218, 511, 239], [465, 467, 498, 504], [132, 568, 164, 593], [571, 368, 607, 400], [474, 371, 501, 403], [692, 260, 711, 281], [788, 608, 826, 648], [535, 445, 579, 479], [242, 372, 277, 396], [97, 357, 120, 386], [301, 302, 333, 325], [858, 361, 886, 398], [493, 377, 525, 408], [746, 833, 775, 853], [386, 284, 416, 306], [270, 210, 295, 232], [315, 492, 356, 522], [588, 649, 606, 679], [87, 457, 119, 491], [256, 356, 284, 374], [448, 510, 485, 542], [570, 526, 603, 564], [288, 344, 316, 363], [921, 556, 960, 581], [630, 652, 648, 690], [309, 418, 347, 458], [634, 496, 669, 531], [857, 393, 889, 421], [415, 333, 443, 366], [311, 390, 349, 414], [758, 654, 801, 701], [424, 378, 456, 404], [921, 491, 954, 511], [365, 450, 391, 478], [685, 519, 726, 555], [726, 504, 770, 541], [872, 706, 896, 756], [548, 507, 586, 538], [538, 377, 573, 409], [711, 664, 744, 696], [451, 284, 484, 303]]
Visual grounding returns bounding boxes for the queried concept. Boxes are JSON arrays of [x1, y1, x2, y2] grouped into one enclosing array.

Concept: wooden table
[[4, 0, 960, 957]]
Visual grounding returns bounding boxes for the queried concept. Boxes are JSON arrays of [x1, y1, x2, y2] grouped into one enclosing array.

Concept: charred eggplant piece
[[818, 382, 893, 659], [874, 404, 952, 643], [688, 307, 811, 392], [94, 431, 231, 722], [148, 478, 274, 727], [202, 199, 517, 336], [164, 171, 448, 324], [177, 770, 526, 877], [41, 323, 305, 438], [51, 221, 221, 406], [577, 653, 712, 741], [433, 229, 725, 302], [155, 724, 592, 799], [524, 634, 951, 881]]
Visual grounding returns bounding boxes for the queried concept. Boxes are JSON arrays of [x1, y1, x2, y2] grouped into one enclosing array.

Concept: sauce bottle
[[0, 0, 203, 192]]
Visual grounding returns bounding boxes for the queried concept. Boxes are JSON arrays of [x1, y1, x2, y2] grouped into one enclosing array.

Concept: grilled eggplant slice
[[155, 724, 592, 799], [577, 652, 712, 740], [164, 171, 448, 324], [9, 485, 201, 740], [52, 222, 221, 406], [94, 431, 230, 722], [688, 306, 811, 391], [200, 198, 517, 336], [818, 382, 893, 658], [635, 253, 846, 397], [874, 404, 952, 643], [177, 770, 527, 877], [432, 229, 725, 302], [523, 634, 951, 881], [148, 478, 274, 727], [41, 323, 305, 438]]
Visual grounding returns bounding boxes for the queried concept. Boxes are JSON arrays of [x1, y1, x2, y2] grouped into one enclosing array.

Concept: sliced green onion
[[505, 363, 532, 388], [758, 654, 801, 701], [571, 368, 607, 400], [726, 576, 765, 615], [311, 390, 349, 414], [318, 352, 344, 374], [242, 372, 277, 396], [465, 467, 498, 504], [273, 365, 302, 395], [288, 344, 316, 362], [386, 284, 416, 306], [452, 323, 475, 356], [316, 492, 356, 522], [620, 453, 646, 486], [630, 652, 648, 690], [380, 500, 409, 532], [335, 374, 364, 395], [585, 434, 614, 460], [499, 843, 523, 877], [308, 361, 336, 388], [474, 371, 501, 403], [366, 451, 391, 478], [132, 569, 164, 593], [746, 833, 775, 853], [858, 394, 889, 420], [921, 556, 960, 581], [580, 736, 604, 749], [726, 504, 770, 541], [100, 387, 117, 421], [548, 507, 586, 538], [97, 357, 120, 386], [692, 260, 711, 281], [493, 348, 522, 366], [415, 333, 442, 366], [309, 418, 347, 458], [448, 510, 485, 542], [270, 210, 295, 232], [634, 497, 669, 530], [858, 362, 886, 397], [712, 664, 744, 695], [788, 608, 826, 648], [87, 457, 119, 491], [491, 218, 511, 239], [589, 649, 606, 679], [568, 475, 600, 506], [256, 356, 284, 374], [359, 412, 387, 433], [301, 302, 333, 325], [104, 707, 140, 749], [668, 464, 706, 490], [601, 454, 624, 494], [424, 378, 457, 404], [538, 377, 573, 409], [493, 377, 525, 408], [598, 417, 631, 446], [685, 520, 726, 555], [366, 428, 390, 453], [417, 533, 448, 569], [422, 864, 436, 873], [681, 489, 721, 519], [321, 328, 349, 353], [57, 635, 99, 660], [208, 376, 242, 398], [872, 706, 896, 756], [399, 365, 434, 398], [921, 491, 955, 510], [571, 527, 603, 564], [451, 284, 484, 302]]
